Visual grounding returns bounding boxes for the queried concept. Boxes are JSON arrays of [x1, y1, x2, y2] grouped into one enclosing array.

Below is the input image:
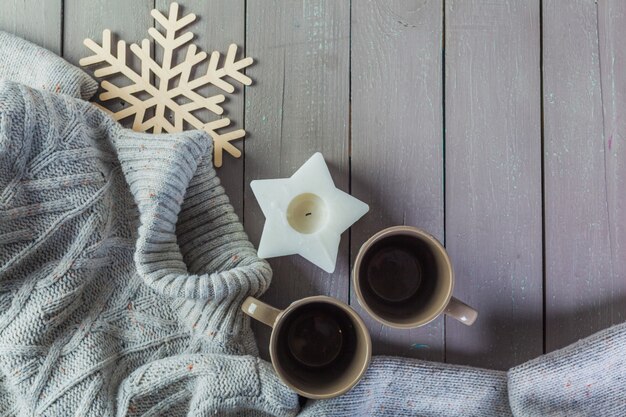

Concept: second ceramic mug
[[353, 226, 478, 328], [242, 295, 371, 399]]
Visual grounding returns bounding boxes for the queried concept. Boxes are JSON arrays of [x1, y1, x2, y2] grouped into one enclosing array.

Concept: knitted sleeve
[[0, 31, 98, 100], [300, 356, 512, 417], [508, 321, 626, 416]]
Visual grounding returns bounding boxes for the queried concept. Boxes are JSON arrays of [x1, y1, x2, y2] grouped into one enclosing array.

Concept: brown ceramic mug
[[242, 295, 371, 399], [353, 226, 478, 328]]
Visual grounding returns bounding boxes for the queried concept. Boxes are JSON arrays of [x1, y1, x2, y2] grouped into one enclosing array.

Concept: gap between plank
[[347, 0, 353, 306], [441, 0, 448, 364], [59, 0, 65, 56], [539, 0, 547, 355], [242, 0, 248, 225]]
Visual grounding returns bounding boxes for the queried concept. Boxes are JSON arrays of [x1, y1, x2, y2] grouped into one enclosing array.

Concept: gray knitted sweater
[[0, 31, 624, 417]]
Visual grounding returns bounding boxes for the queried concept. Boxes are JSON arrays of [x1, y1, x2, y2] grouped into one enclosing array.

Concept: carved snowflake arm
[[120, 39, 154, 85], [174, 44, 207, 85], [129, 42, 210, 98], [203, 118, 245, 168], [99, 81, 157, 130], [149, 2, 196, 71], [186, 44, 253, 93], [80, 29, 143, 81], [147, 2, 198, 133], [138, 39, 151, 83], [151, 3, 196, 35]]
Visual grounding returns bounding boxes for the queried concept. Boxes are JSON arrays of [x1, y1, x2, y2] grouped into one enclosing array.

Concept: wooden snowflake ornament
[[79, 2, 253, 167]]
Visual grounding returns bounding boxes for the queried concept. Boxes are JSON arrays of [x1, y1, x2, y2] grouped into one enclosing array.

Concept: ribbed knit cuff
[[115, 127, 271, 338], [0, 31, 98, 100]]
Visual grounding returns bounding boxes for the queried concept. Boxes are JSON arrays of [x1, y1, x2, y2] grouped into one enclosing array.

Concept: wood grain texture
[[598, 2, 626, 295], [63, 0, 154, 111], [350, 0, 444, 361], [244, 0, 351, 359], [156, 0, 246, 218], [445, 0, 543, 369], [0, 0, 62, 54], [544, 0, 626, 352]]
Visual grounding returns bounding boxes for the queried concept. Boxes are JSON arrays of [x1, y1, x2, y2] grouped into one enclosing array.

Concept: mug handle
[[242, 296, 282, 328], [444, 297, 478, 326]]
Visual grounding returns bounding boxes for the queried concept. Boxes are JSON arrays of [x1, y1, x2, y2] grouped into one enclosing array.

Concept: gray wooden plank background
[[0, 0, 62, 54], [445, 0, 543, 369], [63, 0, 154, 113], [351, 0, 444, 361], [544, 0, 626, 352], [1, 0, 624, 371], [598, 0, 626, 327]]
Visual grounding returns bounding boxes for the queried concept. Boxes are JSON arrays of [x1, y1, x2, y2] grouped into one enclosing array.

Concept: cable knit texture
[[0, 30, 295, 416], [1, 30, 626, 416]]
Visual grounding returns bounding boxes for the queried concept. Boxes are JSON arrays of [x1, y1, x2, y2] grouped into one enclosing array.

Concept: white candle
[[251, 152, 369, 273]]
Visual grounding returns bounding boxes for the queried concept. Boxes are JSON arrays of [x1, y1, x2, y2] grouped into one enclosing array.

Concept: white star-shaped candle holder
[[251, 153, 369, 273]]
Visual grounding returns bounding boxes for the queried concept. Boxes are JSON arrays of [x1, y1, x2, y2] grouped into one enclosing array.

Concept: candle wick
[[305, 212, 312, 216]]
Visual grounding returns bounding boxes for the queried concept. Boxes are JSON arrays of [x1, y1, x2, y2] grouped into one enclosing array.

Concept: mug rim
[[352, 226, 455, 329], [268, 295, 372, 399]]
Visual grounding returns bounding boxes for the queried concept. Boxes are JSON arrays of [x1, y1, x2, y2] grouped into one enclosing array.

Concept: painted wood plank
[[155, 0, 246, 218], [598, 2, 626, 310], [0, 0, 62, 54], [63, 0, 154, 112], [350, 0, 444, 361], [445, 0, 543, 369], [544, 0, 626, 352], [244, 0, 351, 359]]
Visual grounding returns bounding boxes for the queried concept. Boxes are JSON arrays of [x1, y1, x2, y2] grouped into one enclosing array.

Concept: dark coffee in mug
[[242, 295, 371, 399], [353, 226, 477, 328], [276, 302, 357, 386], [358, 234, 438, 320]]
